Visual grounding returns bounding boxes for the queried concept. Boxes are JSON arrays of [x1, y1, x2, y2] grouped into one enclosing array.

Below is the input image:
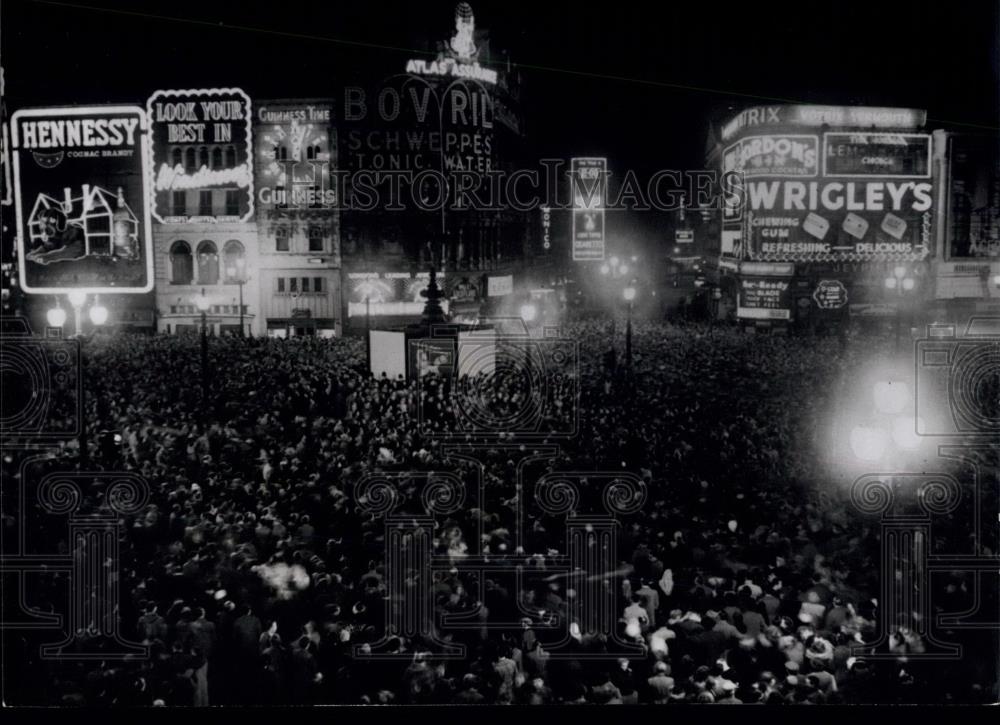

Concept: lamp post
[[195, 288, 210, 406], [68, 290, 86, 337], [226, 257, 248, 338], [364, 296, 371, 375], [885, 265, 915, 351], [623, 285, 636, 382]]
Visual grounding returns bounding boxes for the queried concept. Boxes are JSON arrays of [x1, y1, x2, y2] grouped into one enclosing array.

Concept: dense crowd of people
[[3, 317, 996, 705]]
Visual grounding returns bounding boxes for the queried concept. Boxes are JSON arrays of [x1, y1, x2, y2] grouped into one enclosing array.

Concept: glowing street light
[[873, 381, 910, 414], [46, 305, 67, 328], [885, 277, 898, 290], [891, 416, 923, 451], [623, 286, 637, 302], [600, 263, 611, 275], [520, 303, 538, 323], [850, 425, 889, 462], [67, 290, 87, 308], [902, 277, 915, 291], [88, 296, 108, 326], [619, 264, 629, 276], [610, 256, 619, 268]]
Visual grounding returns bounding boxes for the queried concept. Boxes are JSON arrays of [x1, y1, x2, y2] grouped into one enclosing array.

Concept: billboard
[[745, 179, 933, 261], [737, 276, 792, 320], [11, 106, 154, 293], [346, 271, 451, 317], [823, 133, 931, 178], [571, 157, 606, 261], [147, 88, 253, 223], [254, 100, 336, 210], [945, 133, 1000, 259], [724, 134, 819, 178]]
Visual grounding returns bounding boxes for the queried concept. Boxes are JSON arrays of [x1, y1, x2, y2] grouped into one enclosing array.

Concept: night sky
[[3, 0, 998, 251]]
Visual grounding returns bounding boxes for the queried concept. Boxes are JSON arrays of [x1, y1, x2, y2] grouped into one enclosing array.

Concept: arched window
[[306, 144, 319, 161], [171, 147, 183, 168], [276, 145, 289, 162], [212, 147, 223, 169], [169, 241, 193, 285], [198, 146, 210, 169], [222, 240, 246, 283], [225, 145, 237, 167], [185, 148, 197, 173], [196, 240, 219, 285]]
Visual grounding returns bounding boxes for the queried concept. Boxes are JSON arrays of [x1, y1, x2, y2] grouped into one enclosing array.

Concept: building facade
[[705, 105, 941, 331], [253, 99, 341, 337]]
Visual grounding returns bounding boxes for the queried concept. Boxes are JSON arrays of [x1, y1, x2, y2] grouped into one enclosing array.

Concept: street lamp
[[226, 257, 248, 337], [46, 303, 67, 329], [67, 290, 87, 336], [600, 263, 611, 276], [89, 296, 108, 326], [885, 266, 916, 350], [195, 288, 211, 406], [623, 285, 636, 381], [619, 264, 628, 276]]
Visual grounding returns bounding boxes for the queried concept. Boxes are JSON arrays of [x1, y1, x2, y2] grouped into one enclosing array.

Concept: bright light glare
[[885, 277, 897, 289], [623, 286, 636, 302], [520, 303, 538, 322], [873, 381, 910, 414], [894, 266, 907, 279], [619, 264, 628, 275], [195, 294, 211, 312], [600, 263, 610, 275], [902, 278, 915, 291], [891, 416, 923, 450], [88, 305, 109, 326], [46, 307, 67, 327], [610, 256, 619, 267], [850, 426, 888, 462], [67, 290, 87, 307]]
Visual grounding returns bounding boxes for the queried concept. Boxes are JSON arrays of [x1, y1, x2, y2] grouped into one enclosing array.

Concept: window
[[224, 190, 240, 217], [212, 147, 223, 169], [275, 184, 287, 209], [198, 190, 213, 216], [225, 145, 237, 167], [289, 277, 298, 293], [277, 278, 286, 293], [307, 227, 325, 252], [313, 277, 325, 293], [169, 241, 193, 285], [276, 145, 289, 161], [275, 228, 290, 252], [170, 306, 177, 314], [172, 191, 186, 216], [222, 240, 246, 283], [301, 277, 310, 293], [196, 241, 219, 285], [171, 147, 183, 168], [185, 148, 197, 173], [306, 145, 318, 161], [198, 147, 209, 169]]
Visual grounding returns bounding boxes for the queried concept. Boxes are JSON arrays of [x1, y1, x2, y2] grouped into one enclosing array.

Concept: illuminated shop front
[[705, 104, 942, 330]]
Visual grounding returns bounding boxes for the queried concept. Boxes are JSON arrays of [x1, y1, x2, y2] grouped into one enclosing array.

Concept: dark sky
[[3, 0, 998, 251]]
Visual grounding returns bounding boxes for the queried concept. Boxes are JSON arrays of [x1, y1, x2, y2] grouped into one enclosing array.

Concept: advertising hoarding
[[487, 274, 513, 296], [745, 179, 933, 261], [724, 134, 819, 178], [346, 271, 451, 317], [737, 276, 792, 320], [571, 157, 606, 261], [945, 133, 1000, 259], [255, 101, 336, 210], [823, 133, 931, 178], [147, 88, 253, 223], [12, 105, 154, 293]]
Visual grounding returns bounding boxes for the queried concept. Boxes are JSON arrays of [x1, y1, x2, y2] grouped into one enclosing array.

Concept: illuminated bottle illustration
[[112, 186, 134, 259]]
